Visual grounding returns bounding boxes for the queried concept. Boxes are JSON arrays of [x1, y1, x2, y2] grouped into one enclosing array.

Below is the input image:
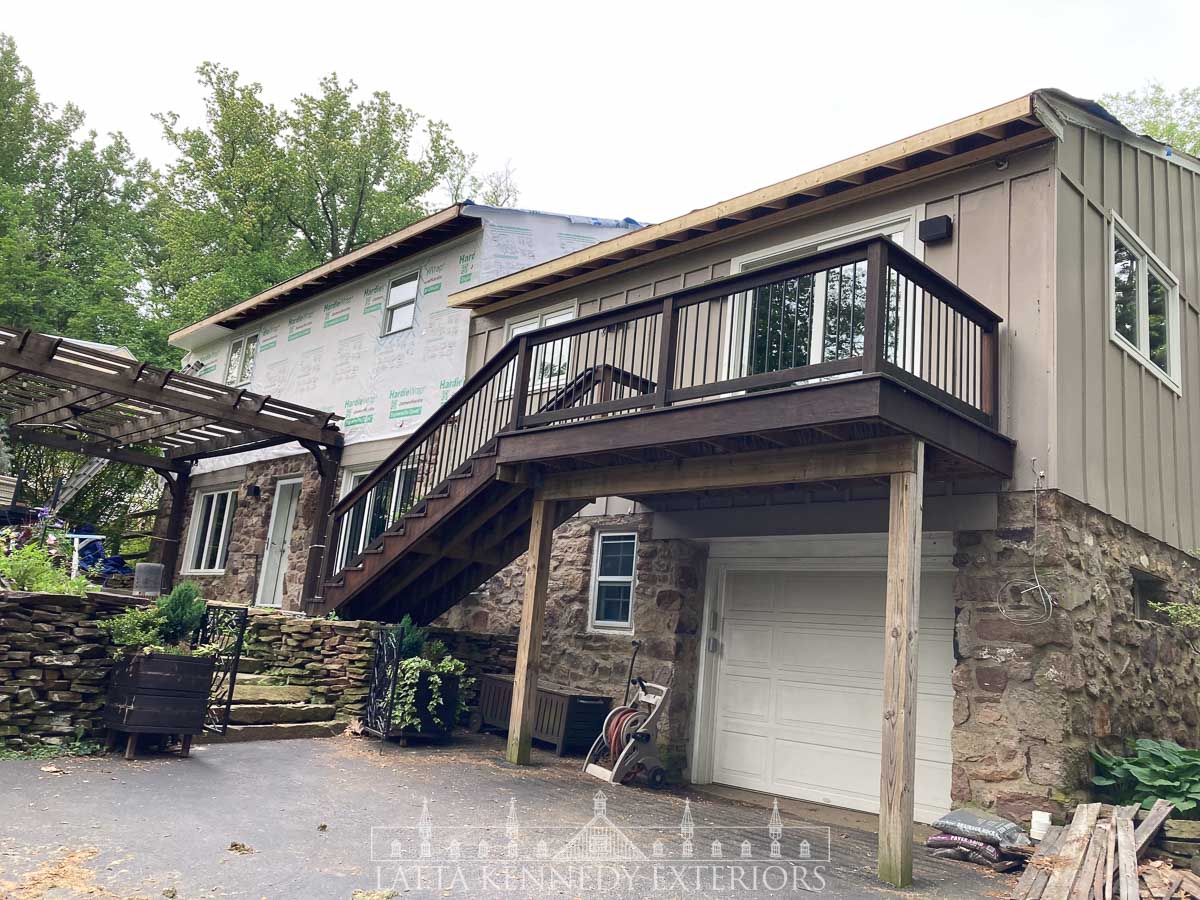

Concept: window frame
[[1108, 212, 1181, 394], [183, 487, 238, 575], [382, 271, 420, 336], [502, 302, 578, 396], [225, 332, 259, 387], [334, 464, 418, 570], [588, 530, 638, 633]]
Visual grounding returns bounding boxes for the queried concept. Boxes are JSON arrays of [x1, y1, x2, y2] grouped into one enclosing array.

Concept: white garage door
[[710, 566, 954, 824]]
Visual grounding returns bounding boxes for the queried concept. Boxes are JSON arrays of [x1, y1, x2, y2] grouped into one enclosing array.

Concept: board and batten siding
[[1055, 120, 1200, 552], [466, 144, 1058, 493]]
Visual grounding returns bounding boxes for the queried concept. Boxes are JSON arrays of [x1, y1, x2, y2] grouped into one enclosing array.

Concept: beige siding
[[1055, 120, 1200, 551], [467, 144, 1057, 492]]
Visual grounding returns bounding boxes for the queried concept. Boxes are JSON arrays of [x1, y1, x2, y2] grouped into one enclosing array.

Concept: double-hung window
[[1110, 213, 1181, 391], [187, 488, 237, 573], [590, 532, 637, 631], [504, 305, 576, 396], [383, 272, 419, 335], [225, 333, 258, 387]]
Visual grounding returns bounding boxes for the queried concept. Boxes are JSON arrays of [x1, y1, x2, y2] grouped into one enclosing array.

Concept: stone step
[[231, 683, 311, 704], [232, 673, 282, 686], [227, 703, 336, 725], [197, 721, 347, 743], [235, 657, 265, 674]]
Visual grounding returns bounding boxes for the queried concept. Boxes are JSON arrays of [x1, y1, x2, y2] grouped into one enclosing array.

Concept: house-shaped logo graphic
[[553, 791, 647, 862]]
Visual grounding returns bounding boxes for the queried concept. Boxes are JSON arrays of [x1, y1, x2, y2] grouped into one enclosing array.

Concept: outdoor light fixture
[[918, 215, 953, 244]]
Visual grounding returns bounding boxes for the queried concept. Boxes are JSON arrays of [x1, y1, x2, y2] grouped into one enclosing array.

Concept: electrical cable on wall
[[996, 459, 1056, 625]]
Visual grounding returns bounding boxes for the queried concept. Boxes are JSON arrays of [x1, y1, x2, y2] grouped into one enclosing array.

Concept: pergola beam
[[99, 412, 212, 446], [7, 384, 113, 426], [10, 426, 180, 473]]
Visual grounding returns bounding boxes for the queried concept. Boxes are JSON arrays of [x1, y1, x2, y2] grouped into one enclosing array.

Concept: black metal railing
[[325, 236, 1001, 587]]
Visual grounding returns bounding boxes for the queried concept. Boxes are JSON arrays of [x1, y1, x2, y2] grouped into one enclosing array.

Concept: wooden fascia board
[[168, 204, 466, 347], [450, 94, 1036, 311], [463, 126, 1053, 319], [536, 436, 919, 501]]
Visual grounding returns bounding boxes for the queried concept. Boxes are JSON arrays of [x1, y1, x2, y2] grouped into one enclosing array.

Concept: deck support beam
[[506, 494, 557, 764], [878, 438, 924, 887]]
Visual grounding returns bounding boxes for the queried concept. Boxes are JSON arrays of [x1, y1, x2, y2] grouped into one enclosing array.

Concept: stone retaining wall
[[953, 490, 1200, 823], [239, 608, 379, 718], [0, 591, 133, 749]]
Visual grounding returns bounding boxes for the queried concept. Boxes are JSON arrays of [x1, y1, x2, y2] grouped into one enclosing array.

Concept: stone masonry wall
[[954, 489, 1200, 824], [437, 513, 708, 772], [158, 454, 324, 611], [239, 608, 378, 718], [0, 591, 134, 749]]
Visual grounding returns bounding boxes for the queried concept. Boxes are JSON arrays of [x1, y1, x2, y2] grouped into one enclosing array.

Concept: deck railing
[[324, 236, 1001, 586]]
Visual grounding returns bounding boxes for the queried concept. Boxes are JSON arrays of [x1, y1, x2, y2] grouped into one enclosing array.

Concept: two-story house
[[315, 90, 1200, 885], [162, 203, 641, 609]]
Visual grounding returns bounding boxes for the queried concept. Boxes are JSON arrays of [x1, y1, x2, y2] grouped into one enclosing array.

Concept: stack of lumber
[[1007, 800, 1200, 899], [1136, 809, 1200, 869]]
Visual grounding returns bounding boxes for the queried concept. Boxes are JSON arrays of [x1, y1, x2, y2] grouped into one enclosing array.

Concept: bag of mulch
[[926, 834, 1022, 872], [932, 807, 1033, 855]]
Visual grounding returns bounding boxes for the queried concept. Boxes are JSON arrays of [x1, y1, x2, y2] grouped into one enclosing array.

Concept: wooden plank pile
[[1008, 800, 1200, 900], [1137, 809, 1200, 870]]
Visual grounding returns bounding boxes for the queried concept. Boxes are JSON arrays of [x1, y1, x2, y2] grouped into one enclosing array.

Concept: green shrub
[[157, 581, 205, 644], [99, 581, 214, 656], [0, 542, 90, 596], [1092, 739, 1200, 817]]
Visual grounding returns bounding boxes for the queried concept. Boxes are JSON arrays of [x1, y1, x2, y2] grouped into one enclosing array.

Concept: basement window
[[185, 488, 237, 573], [1131, 569, 1171, 625], [1109, 213, 1181, 392], [590, 532, 637, 631], [225, 333, 258, 387]]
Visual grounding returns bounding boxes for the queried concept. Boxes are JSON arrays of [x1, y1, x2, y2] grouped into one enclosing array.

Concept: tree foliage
[[1102, 82, 1200, 158]]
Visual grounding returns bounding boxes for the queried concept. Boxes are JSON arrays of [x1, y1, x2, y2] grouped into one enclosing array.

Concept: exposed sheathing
[[1055, 121, 1200, 551]]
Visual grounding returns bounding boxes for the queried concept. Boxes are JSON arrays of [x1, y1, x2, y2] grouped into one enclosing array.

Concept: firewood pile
[[1008, 800, 1200, 899]]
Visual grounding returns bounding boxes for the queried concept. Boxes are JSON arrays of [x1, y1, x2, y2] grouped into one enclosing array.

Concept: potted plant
[[98, 581, 218, 759], [0, 419, 17, 507], [377, 616, 473, 745]]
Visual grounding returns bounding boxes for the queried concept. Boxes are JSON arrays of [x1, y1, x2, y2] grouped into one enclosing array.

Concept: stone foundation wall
[[436, 513, 708, 771], [159, 454, 324, 611], [427, 627, 518, 720], [240, 608, 378, 718], [0, 592, 134, 749], [953, 489, 1200, 824]]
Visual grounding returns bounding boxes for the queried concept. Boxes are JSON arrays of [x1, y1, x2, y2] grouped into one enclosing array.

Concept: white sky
[[6, 0, 1198, 224]]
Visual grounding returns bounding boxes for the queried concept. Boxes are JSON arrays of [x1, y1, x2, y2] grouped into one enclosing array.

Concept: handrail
[[325, 235, 1004, 588]]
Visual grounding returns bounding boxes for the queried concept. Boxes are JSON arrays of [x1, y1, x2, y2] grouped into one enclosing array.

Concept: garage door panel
[[717, 673, 771, 722], [712, 567, 954, 825]]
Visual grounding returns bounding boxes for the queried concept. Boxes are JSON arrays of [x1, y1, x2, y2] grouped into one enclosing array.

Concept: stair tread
[[197, 721, 347, 743]]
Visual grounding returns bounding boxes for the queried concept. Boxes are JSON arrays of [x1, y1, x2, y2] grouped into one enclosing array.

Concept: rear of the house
[[320, 89, 1200, 841]]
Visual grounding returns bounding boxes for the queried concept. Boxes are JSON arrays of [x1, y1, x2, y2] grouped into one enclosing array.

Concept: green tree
[[156, 64, 479, 327], [1102, 83, 1200, 158]]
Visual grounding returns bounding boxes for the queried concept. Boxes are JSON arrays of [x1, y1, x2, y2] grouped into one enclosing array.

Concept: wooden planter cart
[[102, 603, 248, 759]]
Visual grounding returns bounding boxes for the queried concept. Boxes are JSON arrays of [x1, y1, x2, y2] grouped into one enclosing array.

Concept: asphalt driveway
[[0, 733, 1012, 898]]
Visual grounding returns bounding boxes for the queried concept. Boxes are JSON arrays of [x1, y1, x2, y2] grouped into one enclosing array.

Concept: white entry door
[[256, 480, 302, 607], [709, 566, 954, 824]]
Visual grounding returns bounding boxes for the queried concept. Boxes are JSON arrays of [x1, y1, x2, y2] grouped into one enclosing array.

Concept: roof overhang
[[449, 93, 1055, 316], [170, 204, 483, 351]]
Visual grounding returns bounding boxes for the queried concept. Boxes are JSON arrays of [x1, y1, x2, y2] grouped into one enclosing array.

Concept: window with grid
[[1110, 214, 1180, 390], [187, 488, 237, 572], [591, 532, 636, 629], [225, 333, 258, 386], [383, 272, 420, 335]]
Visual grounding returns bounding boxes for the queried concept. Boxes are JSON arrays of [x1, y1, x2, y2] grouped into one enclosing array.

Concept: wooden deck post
[[506, 495, 557, 764], [878, 438, 924, 888], [159, 465, 191, 591]]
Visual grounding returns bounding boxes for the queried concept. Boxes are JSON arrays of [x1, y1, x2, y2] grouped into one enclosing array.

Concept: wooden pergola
[[0, 326, 343, 596]]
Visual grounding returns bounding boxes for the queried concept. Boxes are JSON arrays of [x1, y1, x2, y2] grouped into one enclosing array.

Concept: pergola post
[[300, 441, 343, 613], [159, 465, 192, 591], [506, 494, 556, 764], [878, 438, 924, 888]]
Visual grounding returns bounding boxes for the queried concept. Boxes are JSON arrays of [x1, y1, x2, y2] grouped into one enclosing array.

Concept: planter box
[[478, 673, 612, 756], [103, 652, 216, 754], [375, 671, 461, 745]]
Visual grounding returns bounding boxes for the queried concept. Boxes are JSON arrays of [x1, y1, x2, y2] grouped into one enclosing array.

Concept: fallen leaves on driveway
[[227, 841, 255, 855]]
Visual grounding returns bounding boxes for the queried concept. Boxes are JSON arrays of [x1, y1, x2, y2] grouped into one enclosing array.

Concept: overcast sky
[[6, 0, 1197, 223]]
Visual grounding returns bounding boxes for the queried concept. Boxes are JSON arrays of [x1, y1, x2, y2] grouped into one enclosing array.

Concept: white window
[[383, 272, 419, 335], [225, 333, 258, 387], [186, 488, 237, 573], [590, 532, 637, 631], [505, 304, 576, 393], [1109, 213, 1181, 392], [335, 465, 417, 569]]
